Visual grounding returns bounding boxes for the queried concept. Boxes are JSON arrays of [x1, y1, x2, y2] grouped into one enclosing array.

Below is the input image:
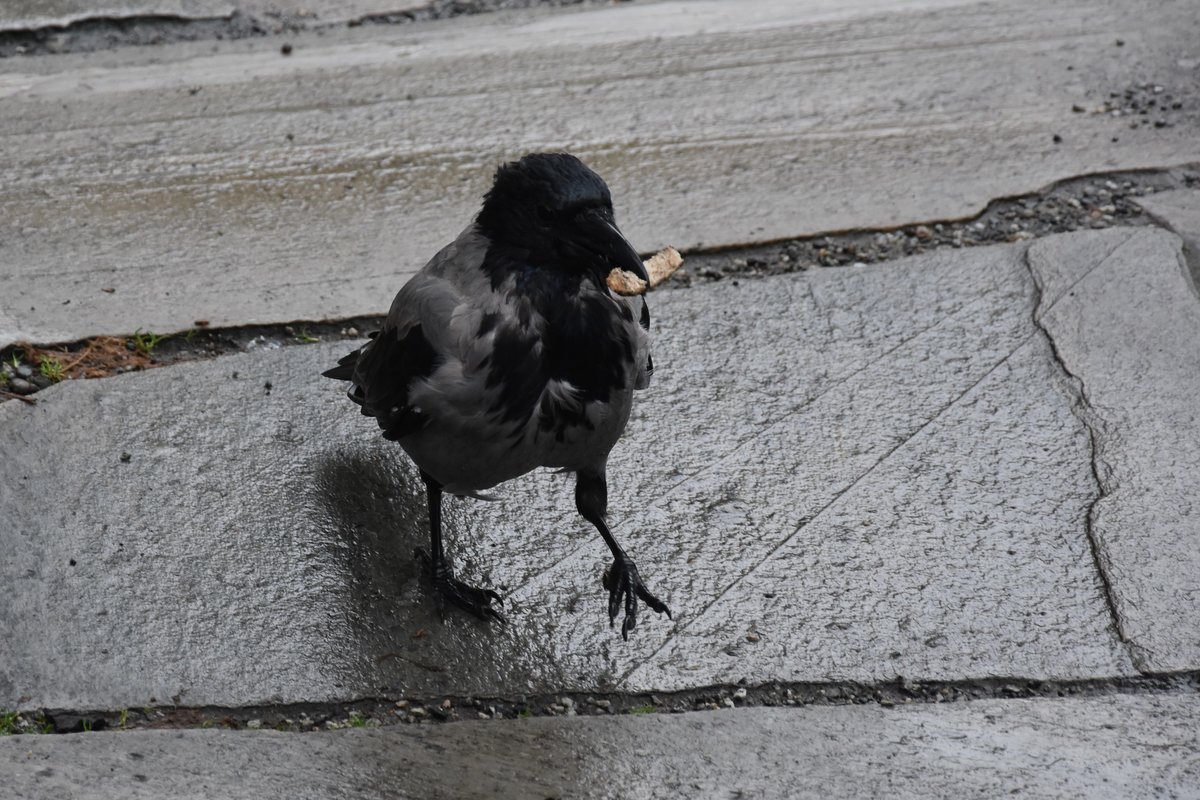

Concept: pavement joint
[[11, 671, 1200, 736], [4, 166, 1193, 405]]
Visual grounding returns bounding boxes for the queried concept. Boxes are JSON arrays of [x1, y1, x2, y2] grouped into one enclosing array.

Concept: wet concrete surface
[[3, 0, 1200, 347], [11, 229, 1193, 713], [3, 695, 1199, 799]]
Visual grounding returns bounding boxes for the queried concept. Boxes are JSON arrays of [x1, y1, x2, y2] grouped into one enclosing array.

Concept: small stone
[[913, 225, 933, 241], [281, 43, 293, 55], [722, 697, 735, 709], [745, 632, 761, 643], [15, 364, 32, 379], [394, 700, 409, 709], [120, 452, 132, 463], [477, 712, 489, 720], [246, 335, 280, 352], [592, 699, 611, 709], [733, 687, 747, 701], [1071, 104, 1085, 113], [410, 707, 428, 718], [1052, 134, 1063, 144], [245, 719, 262, 729], [440, 698, 452, 710], [7, 377, 34, 395]]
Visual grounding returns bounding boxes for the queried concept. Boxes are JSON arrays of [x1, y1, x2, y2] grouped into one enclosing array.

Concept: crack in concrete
[[19, 670, 1200, 735], [1023, 233, 1150, 671]]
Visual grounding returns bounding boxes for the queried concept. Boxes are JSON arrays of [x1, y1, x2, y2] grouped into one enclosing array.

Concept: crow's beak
[[574, 208, 648, 282]]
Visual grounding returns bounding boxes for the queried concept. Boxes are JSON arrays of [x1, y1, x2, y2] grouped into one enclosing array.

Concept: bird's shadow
[[309, 444, 428, 599]]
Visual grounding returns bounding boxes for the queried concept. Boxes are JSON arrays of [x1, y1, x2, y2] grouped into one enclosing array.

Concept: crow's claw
[[416, 549, 506, 624], [602, 558, 671, 640]]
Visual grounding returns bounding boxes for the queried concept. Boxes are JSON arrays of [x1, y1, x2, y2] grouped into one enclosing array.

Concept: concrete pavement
[[3, 0, 1199, 346], [3, 2, 1200, 795], [3, 696, 1199, 799], [6, 227, 1199, 713]]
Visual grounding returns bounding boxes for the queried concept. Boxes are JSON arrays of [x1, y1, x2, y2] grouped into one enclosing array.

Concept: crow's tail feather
[[321, 349, 359, 381]]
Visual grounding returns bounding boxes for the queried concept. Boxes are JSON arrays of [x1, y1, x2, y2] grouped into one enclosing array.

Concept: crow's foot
[[602, 557, 671, 640], [416, 549, 505, 623]]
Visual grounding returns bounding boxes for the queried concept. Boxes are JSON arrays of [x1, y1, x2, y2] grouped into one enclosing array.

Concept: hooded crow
[[323, 153, 670, 638]]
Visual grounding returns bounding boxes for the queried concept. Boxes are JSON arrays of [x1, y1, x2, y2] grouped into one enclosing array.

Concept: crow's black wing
[[325, 324, 439, 441], [322, 228, 489, 441]]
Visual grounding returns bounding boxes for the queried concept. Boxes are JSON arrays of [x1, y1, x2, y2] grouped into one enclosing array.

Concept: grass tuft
[[132, 329, 168, 356], [39, 356, 66, 383]]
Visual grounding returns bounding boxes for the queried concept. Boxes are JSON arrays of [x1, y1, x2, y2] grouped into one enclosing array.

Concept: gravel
[[0, 671, 1189, 739], [674, 167, 1199, 286]]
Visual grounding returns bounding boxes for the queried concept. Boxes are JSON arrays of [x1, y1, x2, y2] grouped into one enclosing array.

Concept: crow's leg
[[416, 471, 504, 623], [575, 468, 670, 639]]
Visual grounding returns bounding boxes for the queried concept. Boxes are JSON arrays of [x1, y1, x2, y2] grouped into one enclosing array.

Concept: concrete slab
[[1135, 189, 1200, 295], [2, 0, 1199, 347], [0, 233, 1143, 712], [1028, 227, 1200, 673], [3, 695, 1199, 799]]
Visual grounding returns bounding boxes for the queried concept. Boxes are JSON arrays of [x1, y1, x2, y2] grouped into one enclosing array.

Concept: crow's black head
[[476, 153, 647, 284]]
